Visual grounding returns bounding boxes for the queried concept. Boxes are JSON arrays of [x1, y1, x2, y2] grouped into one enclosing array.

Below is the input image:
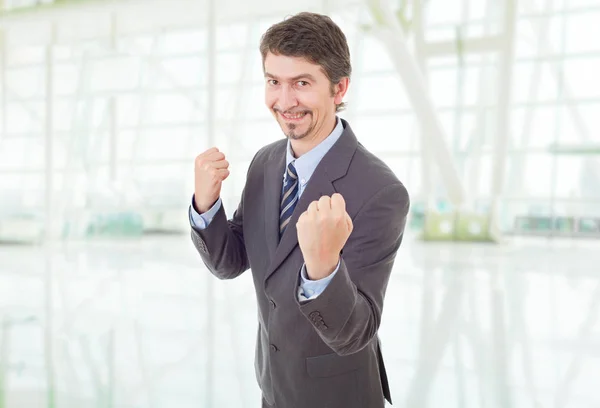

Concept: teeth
[[283, 112, 306, 119]]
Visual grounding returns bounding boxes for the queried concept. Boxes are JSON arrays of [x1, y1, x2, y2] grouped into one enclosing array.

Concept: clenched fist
[[296, 193, 353, 280], [194, 147, 230, 213]]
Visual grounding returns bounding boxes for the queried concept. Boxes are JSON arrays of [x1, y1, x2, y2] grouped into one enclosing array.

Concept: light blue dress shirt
[[190, 117, 344, 301]]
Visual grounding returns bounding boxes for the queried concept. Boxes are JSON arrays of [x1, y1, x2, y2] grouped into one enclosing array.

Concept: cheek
[[264, 94, 274, 108], [264, 89, 277, 108], [307, 89, 331, 109], [297, 93, 317, 111]]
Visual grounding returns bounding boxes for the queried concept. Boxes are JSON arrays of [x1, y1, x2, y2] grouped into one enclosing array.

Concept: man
[[189, 12, 409, 408]]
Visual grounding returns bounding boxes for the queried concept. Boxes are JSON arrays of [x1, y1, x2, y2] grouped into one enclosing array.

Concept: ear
[[333, 77, 350, 105]]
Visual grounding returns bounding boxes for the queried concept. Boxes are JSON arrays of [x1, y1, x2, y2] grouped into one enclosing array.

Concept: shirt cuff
[[189, 194, 222, 229], [297, 260, 340, 302]]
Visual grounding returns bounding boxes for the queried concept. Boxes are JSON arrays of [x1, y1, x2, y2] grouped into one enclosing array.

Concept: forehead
[[263, 52, 326, 80]]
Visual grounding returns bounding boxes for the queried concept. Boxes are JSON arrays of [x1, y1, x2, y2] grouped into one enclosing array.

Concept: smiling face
[[264, 52, 348, 145]]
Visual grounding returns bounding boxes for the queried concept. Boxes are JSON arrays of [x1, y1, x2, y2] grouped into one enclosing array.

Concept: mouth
[[277, 111, 309, 122]]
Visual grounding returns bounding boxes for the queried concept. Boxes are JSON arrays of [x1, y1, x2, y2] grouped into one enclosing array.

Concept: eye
[[297, 81, 309, 87], [267, 79, 278, 86]]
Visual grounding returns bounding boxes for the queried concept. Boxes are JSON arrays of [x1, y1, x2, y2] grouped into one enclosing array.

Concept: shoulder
[[338, 141, 410, 218], [250, 138, 287, 167], [352, 143, 408, 198], [239, 138, 287, 178]]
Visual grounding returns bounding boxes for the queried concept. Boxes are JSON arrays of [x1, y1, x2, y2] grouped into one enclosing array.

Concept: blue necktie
[[280, 161, 299, 238]]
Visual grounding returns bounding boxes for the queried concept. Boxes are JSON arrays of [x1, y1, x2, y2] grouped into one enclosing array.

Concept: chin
[[287, 132, 307, 140]]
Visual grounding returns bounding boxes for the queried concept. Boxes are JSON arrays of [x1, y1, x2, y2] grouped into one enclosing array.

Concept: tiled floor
[[1, 233, 599, 407]]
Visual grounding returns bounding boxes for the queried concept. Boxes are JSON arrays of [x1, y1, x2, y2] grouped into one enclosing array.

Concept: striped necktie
[[280, 161, 299, 237]]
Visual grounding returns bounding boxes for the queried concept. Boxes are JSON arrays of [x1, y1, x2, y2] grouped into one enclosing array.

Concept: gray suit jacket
[[190, 119, 409, 408]]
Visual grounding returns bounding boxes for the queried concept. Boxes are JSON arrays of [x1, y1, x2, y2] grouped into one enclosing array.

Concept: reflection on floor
[[1, 233, 599, 408]]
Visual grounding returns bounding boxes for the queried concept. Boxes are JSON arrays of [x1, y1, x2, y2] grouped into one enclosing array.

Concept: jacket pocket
[[306, 350, 367, 378]]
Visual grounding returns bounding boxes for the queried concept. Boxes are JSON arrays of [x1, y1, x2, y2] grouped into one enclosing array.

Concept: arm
[[297, 262, 340, 302], [190, 193, 249, 280], [189, 196, 222, 229], [190, 149, 261, 280], [296, 183, 410, 355]]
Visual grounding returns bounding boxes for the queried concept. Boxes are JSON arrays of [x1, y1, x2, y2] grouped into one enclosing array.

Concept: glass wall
[[0, 1, 599, 407]]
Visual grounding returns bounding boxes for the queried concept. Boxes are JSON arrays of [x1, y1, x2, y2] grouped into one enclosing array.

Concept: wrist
[[305, 255, 339, 280], [194, 196, 216, 213]]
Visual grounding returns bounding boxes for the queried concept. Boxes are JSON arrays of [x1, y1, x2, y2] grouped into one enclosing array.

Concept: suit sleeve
[[190, 154, 259, 280], [297, 183, 410, 356]]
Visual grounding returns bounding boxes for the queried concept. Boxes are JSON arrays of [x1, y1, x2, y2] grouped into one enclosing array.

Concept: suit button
[[270, 344, 278, 352], [270, 300, 276, 309]]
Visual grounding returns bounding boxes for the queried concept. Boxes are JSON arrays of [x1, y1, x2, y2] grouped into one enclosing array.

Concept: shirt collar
[[285, 116, 344, 185]]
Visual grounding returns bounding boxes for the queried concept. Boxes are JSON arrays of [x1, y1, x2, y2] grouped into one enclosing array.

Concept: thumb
[[345, 212, 353, 234]]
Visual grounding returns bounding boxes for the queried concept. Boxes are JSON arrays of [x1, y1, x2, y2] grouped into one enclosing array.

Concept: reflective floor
[[1, 233, 599, 407]]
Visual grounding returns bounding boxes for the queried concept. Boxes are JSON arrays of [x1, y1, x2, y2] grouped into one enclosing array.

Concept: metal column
[[490, 0, 518, 232], [205, 0, 217, 406], [0, 28, 6, 142], [366, 0, 467, 207], [43, 22, 57, 408]]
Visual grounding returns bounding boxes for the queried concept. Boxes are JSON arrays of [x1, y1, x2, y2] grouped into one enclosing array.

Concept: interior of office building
[[0, 0, 599, 407]]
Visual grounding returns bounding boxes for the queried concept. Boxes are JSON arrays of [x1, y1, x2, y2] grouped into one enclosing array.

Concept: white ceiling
[[0, 0, 367, 46]]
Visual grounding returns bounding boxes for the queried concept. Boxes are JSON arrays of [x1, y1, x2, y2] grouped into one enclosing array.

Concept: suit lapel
[[264, 119, 359, 283], [263, 146, 286, 263]]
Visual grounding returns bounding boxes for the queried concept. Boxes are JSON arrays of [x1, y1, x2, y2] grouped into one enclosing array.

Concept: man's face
[[264, 52, 339, 141]]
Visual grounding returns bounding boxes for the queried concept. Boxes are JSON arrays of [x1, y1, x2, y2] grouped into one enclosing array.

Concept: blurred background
[[0, 0, 599, 407]]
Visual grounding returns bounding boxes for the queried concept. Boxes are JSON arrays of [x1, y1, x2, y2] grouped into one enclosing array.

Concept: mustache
[[273, 108, 311, 115]]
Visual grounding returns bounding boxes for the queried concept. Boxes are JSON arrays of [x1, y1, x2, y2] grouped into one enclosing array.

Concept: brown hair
[[259, 12, 352, 112]]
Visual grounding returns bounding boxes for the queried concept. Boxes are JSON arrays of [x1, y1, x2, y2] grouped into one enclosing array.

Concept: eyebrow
[[264, 72, 317, 82]]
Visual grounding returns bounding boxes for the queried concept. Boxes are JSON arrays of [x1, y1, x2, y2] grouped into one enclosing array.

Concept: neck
[[290, 115, 337, 158]]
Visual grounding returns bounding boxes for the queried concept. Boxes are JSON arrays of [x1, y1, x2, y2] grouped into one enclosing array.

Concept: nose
[[278, 85, 298, 112]]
